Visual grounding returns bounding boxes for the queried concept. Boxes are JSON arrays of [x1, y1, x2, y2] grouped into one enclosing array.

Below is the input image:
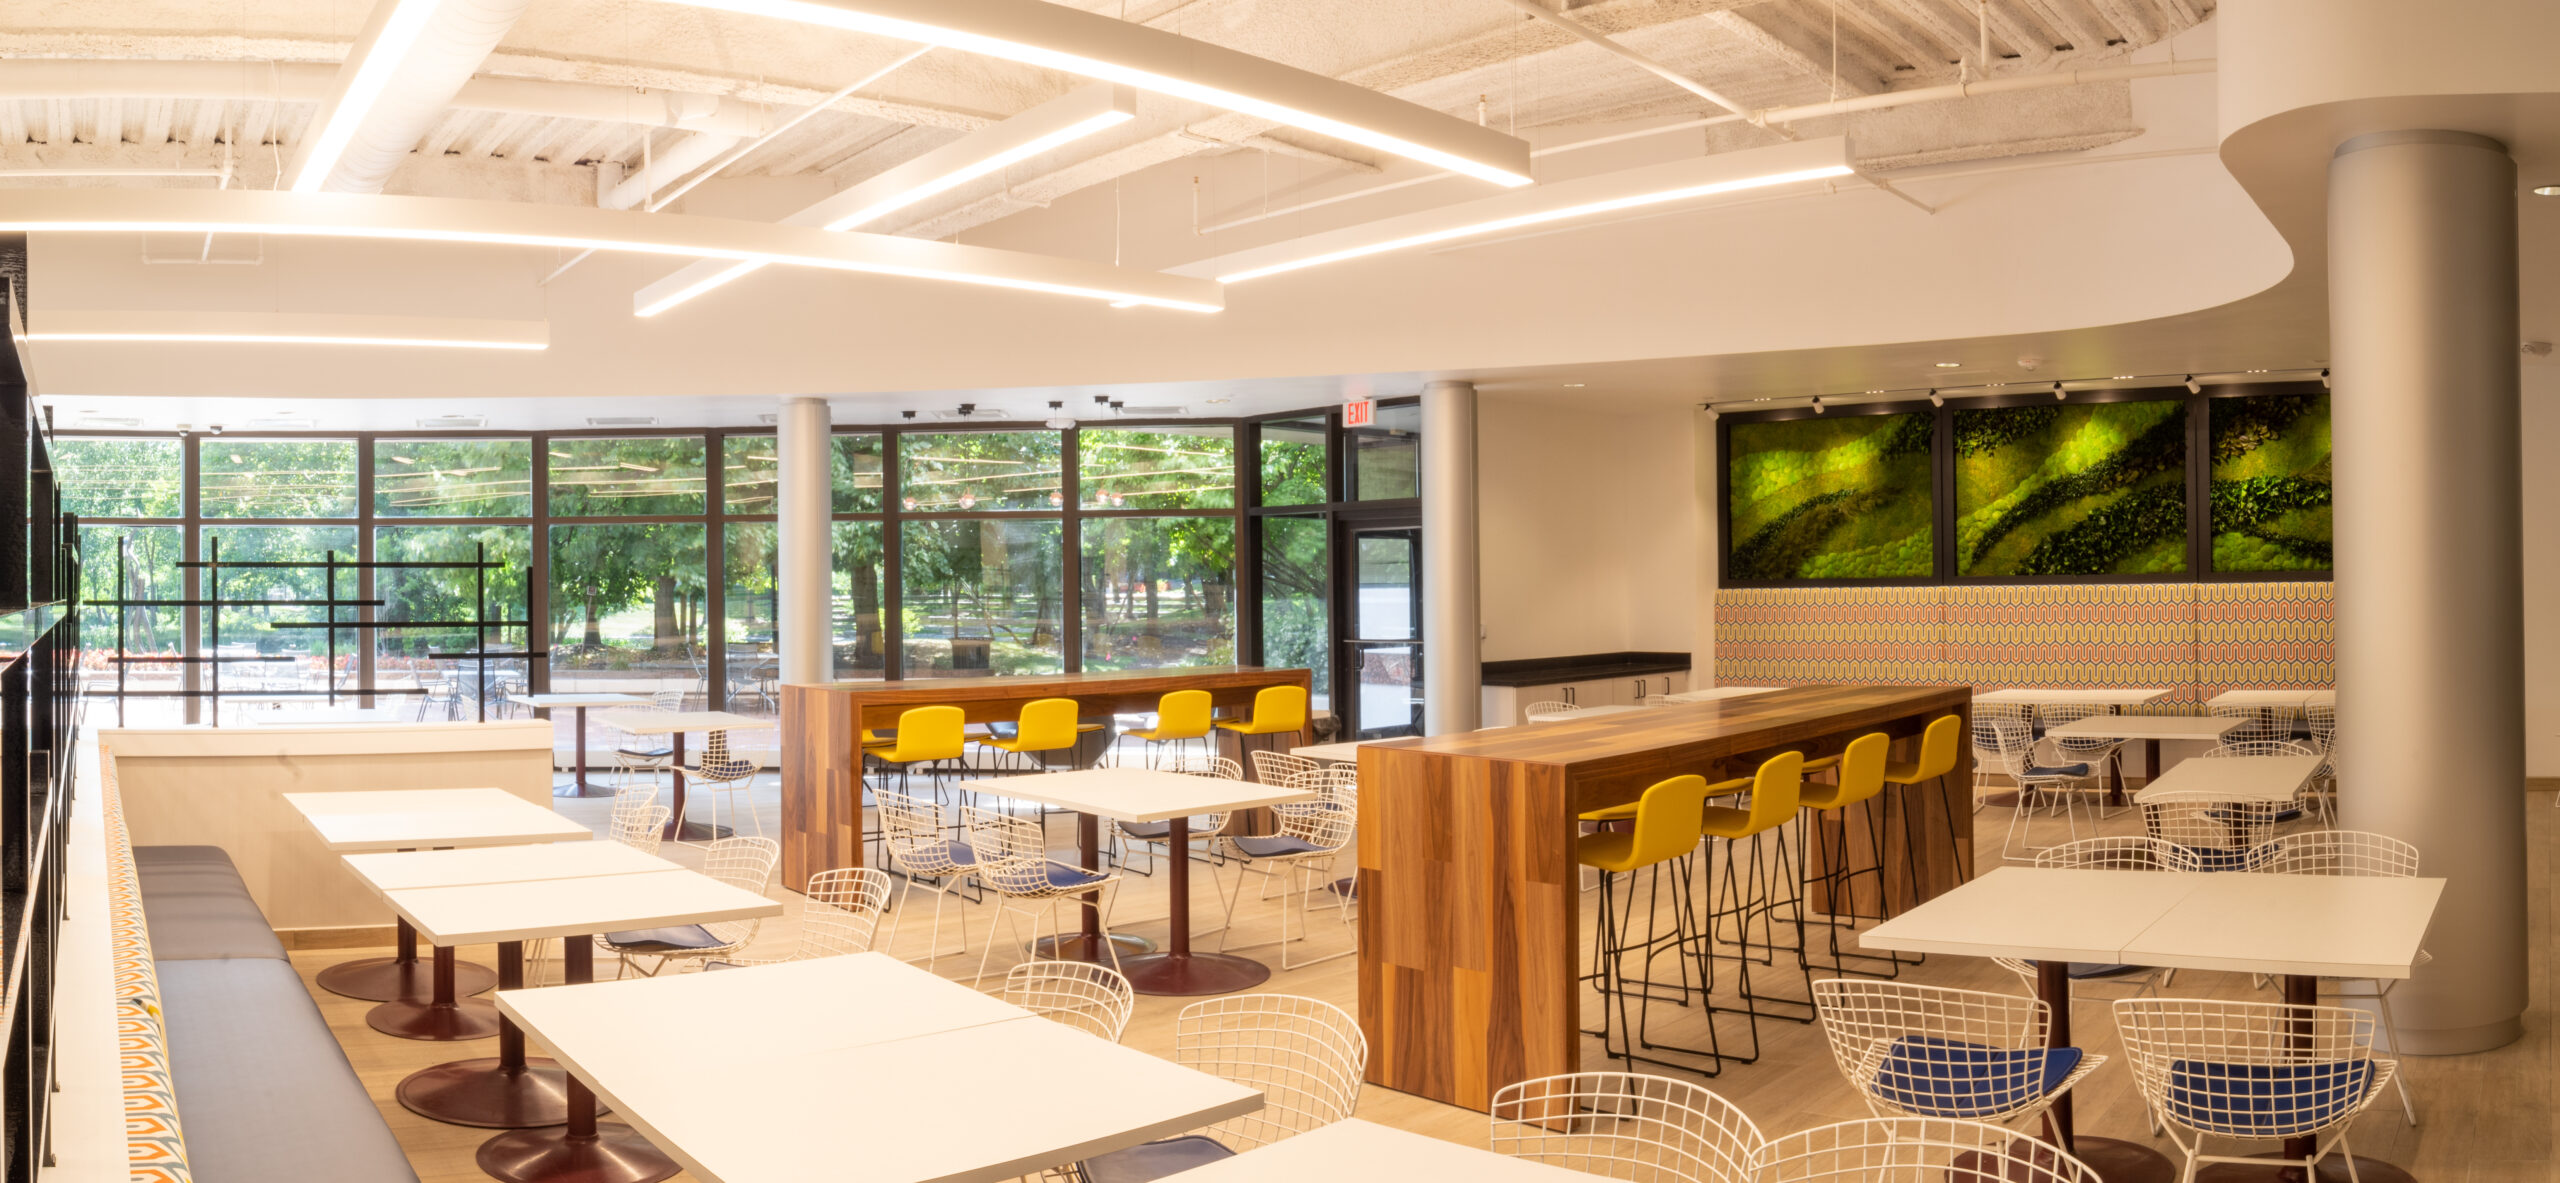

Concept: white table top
[[385, 868, 782, 945], [500, 957, 1263, 1183], [1524, 703, 1649, 722], [508, 692, 649, 709], [970, 767, 1317, 824], [1656, 686, 1780, 703], [2046, 715, 2243, 743], [285, 788, 591, 852], [343, 841, 676, 893], [1170, 1119, 1591, 1183], [2206, 688, 2336, 708], [1975, 687, 2174, 706], [596, 710, 779, 736], [2133, 754, 2325, 804], [1290, 737, 1416, 763], [1864, 866, 2442, 980], [246, 707, 413, 725]]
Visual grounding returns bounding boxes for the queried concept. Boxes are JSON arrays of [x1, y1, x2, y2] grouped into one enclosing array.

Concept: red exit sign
[[1343, 399, 1376, 427]]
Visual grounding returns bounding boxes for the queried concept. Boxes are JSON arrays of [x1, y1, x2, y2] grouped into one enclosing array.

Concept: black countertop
[[1480, 651, 1694, 687]]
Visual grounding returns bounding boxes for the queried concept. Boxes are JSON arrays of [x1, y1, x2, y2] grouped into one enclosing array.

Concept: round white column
[[1421, 380, 1481, 735], [776, 397, 834, 687], [2329, 129, 2524, 1054]]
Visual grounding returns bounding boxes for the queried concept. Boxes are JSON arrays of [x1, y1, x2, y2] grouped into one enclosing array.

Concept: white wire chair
[[1966, 701, 2034, 814], [2140, 791, 2289, 871], [2247, 829, 2425, 1125], [1754, 1117, 2099, 1183], [877, 790, 976, 965], [2035, 702, 2127, 816], [1002, 960, 1137, 1042], [1524, 700, 1584, 723], [1212, 766, 1357, 968], [964, 805, 1124, 987], [1809, 979, 2103, 1129], [2209, 701, 2300, 745], [710, 866, 891, 968], [1073, 994, 1367, 1183], [1990, 838, 2198, 1008], [1113, 753, 1242, 875], [2112, 997, 2397, 1181], [1973, 717, 2099, 861], [2305, 701, 2338, 813], [596, 836, 778, 976], [1488, 1072, 1763, 1183], [607, 784, 667, 856], [1248, 749, 1321, 786], [608, 696, 679, 790], [683, 727, 763, 840], [2201, 738, 2325, 825]]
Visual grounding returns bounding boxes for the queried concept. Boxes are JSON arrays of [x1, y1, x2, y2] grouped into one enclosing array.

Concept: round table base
[[2195, 1155, 2416, 1183], [1955, 1135, 2174, 1183], [669, 820, 732, 843], [1977, 790, 2026, 809], [368, 997, 504, 1042], [318, 956, 497, 1003], [399, 1058, 580, 1129], [1030, 933, 1157, 961], [553, 777, 617, 800], [478, 1124, 678, 1183], [1120, 952, 1272, 997]]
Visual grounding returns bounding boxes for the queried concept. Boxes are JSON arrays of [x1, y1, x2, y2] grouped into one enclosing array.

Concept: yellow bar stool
[[1881, 714, 1970, 882], [1125, 689, 1213, 766], [974, 697, 1082, 776], [1576, 772, 1722, 1075], [1793, 733, 1908, 981], [1212, 684, 1308, 767], [864, 706, 967, 858], [1696, 750, 1811, 1060]]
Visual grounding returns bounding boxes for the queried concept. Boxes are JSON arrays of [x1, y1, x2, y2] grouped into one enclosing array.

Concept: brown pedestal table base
[[398, 940, 583, 1128], [478, 940, 679, 1183], [1118, 815, 1274, 996], [367, 942, 504, 1041], [320, 917, 497, 1003]]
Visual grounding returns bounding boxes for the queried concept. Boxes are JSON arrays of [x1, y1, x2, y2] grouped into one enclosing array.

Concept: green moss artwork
[[2210, 392, 2332, 572], [1954, 400, 2189, 577], [1726, 413, 1933, 580]]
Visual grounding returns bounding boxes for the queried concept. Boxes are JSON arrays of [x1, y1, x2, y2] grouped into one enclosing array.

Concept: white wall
[[1477, 393, 1697, 662], [2523, 357, 2560, 778]]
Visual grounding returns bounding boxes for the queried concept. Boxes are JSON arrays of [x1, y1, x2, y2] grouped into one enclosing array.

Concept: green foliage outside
[[1081, 516, 1235, 670], [1956, 400, 2188, 577], [1260, 419, 1328, 506], [2210, 393, 2332, 572], [1259, 516, 1329, 702], [57, 439, 182, 518], [900, 519, 1064, 674], [1726, 413, 1933, 580], [376, 439, 532, 516], [201, 439, 357, 518]]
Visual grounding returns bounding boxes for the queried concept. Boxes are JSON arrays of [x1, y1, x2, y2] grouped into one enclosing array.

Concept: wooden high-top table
[[779, 667, 1313, 891], [1356, 683, 1973, 1111]]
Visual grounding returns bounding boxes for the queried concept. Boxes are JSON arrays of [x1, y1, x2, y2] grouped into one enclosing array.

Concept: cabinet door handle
[[1563, 686, 1576, 705]]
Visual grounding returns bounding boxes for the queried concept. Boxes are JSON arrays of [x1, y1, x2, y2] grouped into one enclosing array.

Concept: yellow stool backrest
[[1889, 714, 1964, 784], [1701, 751, 1804, 840], [1829, 733, 1890, 807], [1580, 774, 1712, 874], [1219, 685, 1308, 735], [875, 705, 966, 763], [1007, 697, 1081, 753], [1150, 690, 1214, 740]]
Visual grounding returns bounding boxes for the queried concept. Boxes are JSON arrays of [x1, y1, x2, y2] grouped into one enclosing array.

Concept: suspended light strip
[[649, 0, 1531, 187], [0, 187, 1223, 313], [289, 0, 450, 193], [1209, 137, 1856, 285], [22, 310, 549, 351], [637, 84, 1138, 317]]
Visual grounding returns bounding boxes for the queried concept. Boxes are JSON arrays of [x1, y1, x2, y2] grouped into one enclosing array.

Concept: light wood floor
[[293, 779, 2560, 1183]]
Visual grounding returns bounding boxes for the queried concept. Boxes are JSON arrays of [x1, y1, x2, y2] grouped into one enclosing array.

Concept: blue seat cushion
[[2024, 762, 2092, 779], [1232, 835, 1324, 858], [604, 924, 724, 952], [1079, 1135, 1236, 1183], [1043, 863, 1112, 891], [1119, 820, 1171, 839], [2166, 1059, 2373, 1136], [2026, 961, 2149, 981], [927, 841, 979, 868], [1868, 1035, 2083, 1119], [2178, 844, 2278, 873]]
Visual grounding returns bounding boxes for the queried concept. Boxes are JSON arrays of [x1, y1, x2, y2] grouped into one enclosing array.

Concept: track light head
[[1045, 400, 1074, 430], [2053, 382, 2066, 401], [1928, 390, 1944, 407], [2184, 374, 2202, 394], [2319, 368, 2331, 389], [1811, 395, 1825, 414]]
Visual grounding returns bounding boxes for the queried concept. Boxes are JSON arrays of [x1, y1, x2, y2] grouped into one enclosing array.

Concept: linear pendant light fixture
[[646, 0, 1532, 187], [287, 0, 449, 193], [636, 83, 1137, 318], [1204, 137, 1856, 285], [20, 310, 548, 351], [0, 186, 1224, 313]]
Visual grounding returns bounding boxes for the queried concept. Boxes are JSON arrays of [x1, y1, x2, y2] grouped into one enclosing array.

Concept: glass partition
[[900, 518, 1064, 675], [836, 434, 885, 513], [197, 525, 360, 712], [56, 438, 182, 518], [1080, 426, 1236, 510], [1258, 515, 1330, 709], [1259, 418, 1328, 506], [1350, 403, 1421, 501], [374, 524, 533, 711], [374, 439, 534, 516], [834, 521, 888, 678], [200, 439, 357, 518], [1080, 517, 1235, 669], [547, 523, 706, 699], [899, 431, 1061, 511], [547, 436, 707, 516]]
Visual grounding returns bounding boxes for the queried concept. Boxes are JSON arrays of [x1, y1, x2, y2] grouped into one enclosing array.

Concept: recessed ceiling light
[[1752, 397, 1772, 402], [2535, 184, 2560, 197], [1562, 382, 1585, 388], [2246, 369, 2268, 374], [1934, 361, 1961, 369], [2112, 374, 2136, 379], [1863, 389, 1884, 394]]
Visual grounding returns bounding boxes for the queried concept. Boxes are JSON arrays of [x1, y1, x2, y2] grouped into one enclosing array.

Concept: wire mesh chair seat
[[606, 784, 667, 856], [2245, 829, 2424, 1126], [2210, 702, 2301, 745], [2200, 737, 2326, 826], [1211, 766, 1357, 969], [1002, 960, 1137, 1042], [2112, 997, 2397, 1180], [1811, 980, 2103, 1128], [1753, 1117, 2099, 1183], [964, 805, 1125, 987], [1072, 994, 1366, 1183], [1989, 838, 2198, 1007], [596, 836, 778, 976], [709, 866, 891, 969], [877, 790, 977, 965], [1974, 716, 2099, 862], [683, 728, 763, 840], [2305, 701, 2341, 816], [2141, 791, 2290, 871], [1112, 754, 1243, 875], [1248, 749, 1322, 786], [1488, 1071, 1763, 1183], [2036, 703, 2128, 817], [1524, 700, 1584, 723]]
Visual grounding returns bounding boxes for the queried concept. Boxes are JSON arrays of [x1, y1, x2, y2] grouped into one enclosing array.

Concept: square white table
[[974, 767, 1317, 995], [1974, 687, 2174, 707], [2046, 714, 2246, 796], [1170, 1118, 1593, 1183], [288, 788, 591, 1004], [1864, 865, 2441, 1175], [2133, 753, 2325, 805], [509, 692, 649, 798], [595, 710, 778, 840], [344, 840, 675, 892], [385, 867, 782, 1146], [1655, 686, 1780, 704], [2205, 688, 2336, 710], [1290, 737, 1416, 764], [496, 953, 1263, 1183]]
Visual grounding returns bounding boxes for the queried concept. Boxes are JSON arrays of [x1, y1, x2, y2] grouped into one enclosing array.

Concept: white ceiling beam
[[286, 0, 535, 193], [1703, 10, 1880, 97], [603, 131, 745, 209]]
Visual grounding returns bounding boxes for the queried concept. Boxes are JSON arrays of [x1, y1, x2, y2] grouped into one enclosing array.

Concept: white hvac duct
[[298, 0, 536, 194], [603, 132, 747, 210]]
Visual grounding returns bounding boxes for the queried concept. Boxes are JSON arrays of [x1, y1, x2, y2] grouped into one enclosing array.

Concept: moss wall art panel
[[1726, 412, 1933, 581], [2209, 393, 2332, 572], [1954, 400, 2189, 578]]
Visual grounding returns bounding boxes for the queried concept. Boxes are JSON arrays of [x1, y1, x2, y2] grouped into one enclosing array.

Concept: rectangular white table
[[1655, 686, 1780, 704], [287, 788, 591, 1005], [508, 692, 649, 799], [2205, 688, 2336, 709], [343, 840, 674, 892], [1289, 737, 1416, 764], [1975, 687, 2174, 707], [2046, 714, 2245, 794], [1865, 865, 2441, 1171], [974, 766, 1316, 995], [595, 710, 777, 840], [383, 865, 783, 1140], [2134, 753, 2324, 805], [1171, 1118, 1593, 1183], [497, 953, 1263, 1183]]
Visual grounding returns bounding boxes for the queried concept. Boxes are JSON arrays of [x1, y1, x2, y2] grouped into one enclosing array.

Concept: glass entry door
[[1342, 524, 1421, 738]]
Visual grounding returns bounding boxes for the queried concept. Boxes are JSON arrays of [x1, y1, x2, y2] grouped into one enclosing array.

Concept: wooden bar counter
[[779, 666, 1312, 891], [1354, 684, 1973, 1110]]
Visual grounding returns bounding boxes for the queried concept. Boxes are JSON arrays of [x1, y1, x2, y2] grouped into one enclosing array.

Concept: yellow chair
[[975, 697, 1082, 774], [1882, 714, 1970, 881], [864, 706, 967, 858], [1794, 733, 1912, 979], [1125, 689, 1213, 765], [1576, 773, 1723, 1074], [1697, 750, 1811, 1051], [1214, 685, 1308, 738]]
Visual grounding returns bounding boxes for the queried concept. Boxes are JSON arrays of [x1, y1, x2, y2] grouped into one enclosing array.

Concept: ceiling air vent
[[416, 415, 487, 429], [73, 416, 142, 429], [1117, 405, 1185, 416], [757, 413, 779, 424], [585, 416, 659, 427], [247, 417, 316, 429]]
